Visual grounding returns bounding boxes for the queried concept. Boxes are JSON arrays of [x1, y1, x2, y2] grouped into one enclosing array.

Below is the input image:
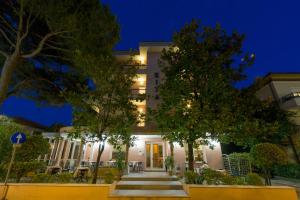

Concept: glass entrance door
[[145, 142, 164, 169]]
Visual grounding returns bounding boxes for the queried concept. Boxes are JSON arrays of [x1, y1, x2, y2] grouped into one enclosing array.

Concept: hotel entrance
[[145, 142, 164, 170]]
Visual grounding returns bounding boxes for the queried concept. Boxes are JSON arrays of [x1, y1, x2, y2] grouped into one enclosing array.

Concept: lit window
[[137, 106, 145, 127], [139, 87, 146, 94]]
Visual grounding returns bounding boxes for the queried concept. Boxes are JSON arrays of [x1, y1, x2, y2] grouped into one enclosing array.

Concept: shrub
[[202, 168, 224, 185], [165, 156, 175, 173], [245, 173, 263, 186], [115, 151, 125, 172], [184, 171, 204, 184], [202, 168, 245, 185], [104, 172, 114, 184], [220, 173, 237, 185], [273, 164, 300, 179], [32, 173, 73, 183], [1, 161, 46, 182], [234, 177, 246, 185], [32, 173, 51, 183], [250, 143, 287, 185], [0, 164, 6, 181], [56, 173, 73, 183]]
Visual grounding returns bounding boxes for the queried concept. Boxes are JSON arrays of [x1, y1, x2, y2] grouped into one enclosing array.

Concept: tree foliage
[[250, 143, 287, 185], [66, 56, 138, 183], [154, 20, 254, 170], [0, 0, 119, 105], [221, 79, 297, 148], [0, 116, 50, 164]]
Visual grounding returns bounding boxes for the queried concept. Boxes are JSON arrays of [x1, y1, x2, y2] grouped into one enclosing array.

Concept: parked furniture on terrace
[[128, 161, 143, 173], [74, 167, 91, 182], [46, 166, 62, 175]]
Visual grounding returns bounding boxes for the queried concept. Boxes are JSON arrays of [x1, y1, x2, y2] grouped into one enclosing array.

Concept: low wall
[[0, 184, 298, 200], [0, 184, 111, 200], [188, 185, 298, 200]]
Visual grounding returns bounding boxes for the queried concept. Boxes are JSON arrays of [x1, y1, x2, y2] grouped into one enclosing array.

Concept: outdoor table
[[105, 161, 116, 167], [46, 166, 62, 175], [128, 161, 142, 172], [74, 167, 91, 182]]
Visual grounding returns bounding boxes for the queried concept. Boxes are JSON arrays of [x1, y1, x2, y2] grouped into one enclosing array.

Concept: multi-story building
[[44, 42, 224, 173], [256, 73, 300, 163]]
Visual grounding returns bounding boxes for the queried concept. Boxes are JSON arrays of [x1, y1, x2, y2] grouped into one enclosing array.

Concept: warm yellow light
[[187, 103, 191, 108], [138, 107, 144, 113], [139, 55, 145, 64], [137, 121, 145, 127], [137, 77, 145, 86], [138, 87, 146, 94], [92, 106, 100, 113]]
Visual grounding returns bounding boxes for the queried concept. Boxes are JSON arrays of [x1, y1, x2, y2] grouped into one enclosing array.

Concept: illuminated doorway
[[145, 142, 164, 170]]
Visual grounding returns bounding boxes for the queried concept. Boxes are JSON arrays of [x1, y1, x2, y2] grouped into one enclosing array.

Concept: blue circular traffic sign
[[10, 132, 26, 144]]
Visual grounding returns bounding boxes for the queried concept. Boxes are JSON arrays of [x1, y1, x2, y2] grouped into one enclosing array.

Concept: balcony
[[281, 92, 300, 102], [131, 88, 146, 95], [280, 92, 300, 110]]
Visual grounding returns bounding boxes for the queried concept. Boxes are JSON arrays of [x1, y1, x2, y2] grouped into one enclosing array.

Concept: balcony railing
[[281, 92, 300, 103], [124, 64, 147, 70]]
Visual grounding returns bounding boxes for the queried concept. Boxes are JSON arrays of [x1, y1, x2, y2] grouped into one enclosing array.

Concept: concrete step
[[110, 189, 189, 197], [144, 169, 165, 172], [116, 181, 183, 190], [121, 176, 178, 181], [121, 174, 178, 181]]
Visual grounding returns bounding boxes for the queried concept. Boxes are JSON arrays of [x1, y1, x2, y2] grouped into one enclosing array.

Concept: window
[[155, 95, 160, 100], [154, 72, 159, 78], [155, 80, 159, 85]]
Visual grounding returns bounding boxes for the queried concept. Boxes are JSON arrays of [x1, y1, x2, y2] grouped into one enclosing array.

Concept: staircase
[[110, 172, 189, 199]]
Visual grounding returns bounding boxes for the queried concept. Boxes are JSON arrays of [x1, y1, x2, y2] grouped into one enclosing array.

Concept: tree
[[108, 132, 137, 175], [250, 143, 287, 185], [0, 116, 50, 182], [67, 56, 138, 184], [0, 0, 119, 105], [221, 80, 299, 163], [0, 116, 49, 163], [154, 20, 253, 170]]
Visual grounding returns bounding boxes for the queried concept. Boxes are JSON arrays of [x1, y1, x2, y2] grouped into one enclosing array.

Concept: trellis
[[222, 153, 252, 176]]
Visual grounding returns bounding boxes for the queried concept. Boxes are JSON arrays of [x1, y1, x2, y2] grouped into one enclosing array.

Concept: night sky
[[1, 0, 300, 126]]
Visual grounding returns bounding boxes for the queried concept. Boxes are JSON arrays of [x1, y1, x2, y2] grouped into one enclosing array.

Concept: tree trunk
[[0, 53, 20, 105], [187, 142, 194, 171], [264, 169, 271, 186], [92, 141, 105, 184], [170, 141, 174, 158], [288, 135, 300, 164], [125, 143, 129, 174]]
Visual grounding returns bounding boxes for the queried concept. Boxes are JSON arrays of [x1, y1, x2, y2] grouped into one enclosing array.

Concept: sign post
[[1, 132, 26, 200]]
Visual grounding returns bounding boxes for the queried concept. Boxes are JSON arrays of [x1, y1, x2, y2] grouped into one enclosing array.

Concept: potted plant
[[165, 156, 175, 176]]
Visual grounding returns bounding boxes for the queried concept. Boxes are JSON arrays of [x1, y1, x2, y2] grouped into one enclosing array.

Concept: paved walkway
[[272, 177, 300, 199]]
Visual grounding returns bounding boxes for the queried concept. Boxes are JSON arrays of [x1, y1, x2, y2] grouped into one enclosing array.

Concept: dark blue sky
[[1, 0, 300, 126]]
